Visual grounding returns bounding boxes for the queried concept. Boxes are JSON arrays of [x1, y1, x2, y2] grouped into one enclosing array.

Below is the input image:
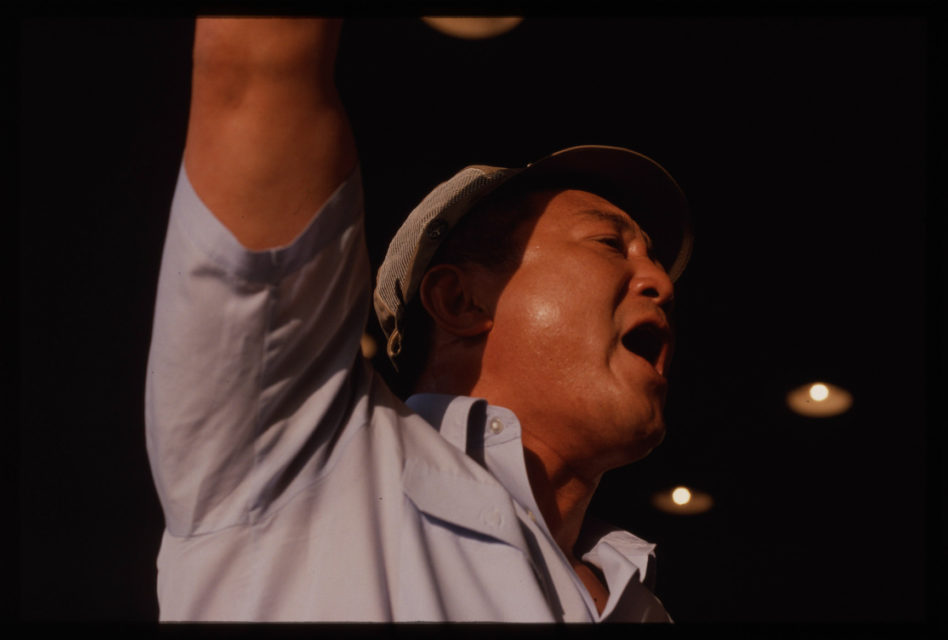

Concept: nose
[[629, 257, 675, 310]]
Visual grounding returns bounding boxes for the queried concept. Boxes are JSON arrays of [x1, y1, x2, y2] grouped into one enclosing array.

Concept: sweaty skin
[[473, 189, 674, 474]]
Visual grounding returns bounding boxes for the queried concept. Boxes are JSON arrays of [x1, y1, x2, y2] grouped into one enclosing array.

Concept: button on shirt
[[145, 163, 672, 622]]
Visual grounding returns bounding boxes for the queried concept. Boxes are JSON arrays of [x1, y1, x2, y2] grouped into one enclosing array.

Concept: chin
[[645, 422, 667, 453], [624, 418, 667, 464]]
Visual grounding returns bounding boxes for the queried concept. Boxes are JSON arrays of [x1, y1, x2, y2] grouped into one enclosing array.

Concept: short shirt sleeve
[[145, 163, 370, 537]]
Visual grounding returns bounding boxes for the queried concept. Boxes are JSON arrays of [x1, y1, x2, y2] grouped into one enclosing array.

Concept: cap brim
[[512, 145, 693, 281]]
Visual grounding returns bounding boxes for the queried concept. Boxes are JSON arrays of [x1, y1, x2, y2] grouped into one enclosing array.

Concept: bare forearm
[[184, 18, 357, 250]]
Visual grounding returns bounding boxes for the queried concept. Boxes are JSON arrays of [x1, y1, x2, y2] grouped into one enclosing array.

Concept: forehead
[[528, 188, 649, 237]]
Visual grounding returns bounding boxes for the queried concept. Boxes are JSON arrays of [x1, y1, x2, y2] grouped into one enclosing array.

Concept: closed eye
[[595, 236, 626, 254]]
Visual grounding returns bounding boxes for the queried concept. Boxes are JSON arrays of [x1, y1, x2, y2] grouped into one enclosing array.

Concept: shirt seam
[[173, 162, 362, 285], [163, 169, 362, 538]]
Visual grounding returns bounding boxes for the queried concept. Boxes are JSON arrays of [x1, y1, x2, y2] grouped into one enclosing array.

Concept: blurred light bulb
[[422, 17, 524, 40], [787, 381, 853, 417], [809, 383, 829, 401], [672, 487, 692, 505], [653, 485, 712, 515]]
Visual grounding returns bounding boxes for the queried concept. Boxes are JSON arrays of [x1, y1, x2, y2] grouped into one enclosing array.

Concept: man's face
[[475, 188, 676, 472]]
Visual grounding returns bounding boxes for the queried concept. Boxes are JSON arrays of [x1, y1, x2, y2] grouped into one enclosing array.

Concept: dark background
[[17, 6, 945, 625]]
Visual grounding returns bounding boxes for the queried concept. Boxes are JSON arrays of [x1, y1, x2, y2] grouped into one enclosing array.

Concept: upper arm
[[183, 18, 357, 250]]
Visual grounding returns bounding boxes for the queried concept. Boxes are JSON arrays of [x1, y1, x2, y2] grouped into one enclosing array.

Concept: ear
[[418, 264, 494, 338]]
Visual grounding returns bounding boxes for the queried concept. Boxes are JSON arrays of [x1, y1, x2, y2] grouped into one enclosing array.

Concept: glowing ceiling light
[[787, 381, 853, 417], [652, 485, 713, 515], [422, 17, 524, 40], [809, 383, 829, 402], [671, 486, 692, 505]]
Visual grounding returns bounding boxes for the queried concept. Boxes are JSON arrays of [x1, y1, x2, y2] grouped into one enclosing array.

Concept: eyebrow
[[574, 208, 654, 249]]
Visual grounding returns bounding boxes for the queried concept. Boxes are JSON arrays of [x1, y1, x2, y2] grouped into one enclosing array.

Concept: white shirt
[[145, 163, 672, 622]]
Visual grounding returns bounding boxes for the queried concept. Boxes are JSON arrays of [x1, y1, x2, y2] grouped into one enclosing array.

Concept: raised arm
[[184, 17, 357, 250], [147, 18, 369, 544]]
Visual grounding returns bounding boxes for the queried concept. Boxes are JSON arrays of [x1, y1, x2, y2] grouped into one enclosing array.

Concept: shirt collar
[[578, 517, 658, 588], [405, 393, 538, 514], [405, 392, 663, 618], [405, 393, 481, 451]]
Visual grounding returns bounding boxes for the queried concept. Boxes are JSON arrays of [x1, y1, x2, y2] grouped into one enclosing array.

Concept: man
[[146, 17, 692, 622]]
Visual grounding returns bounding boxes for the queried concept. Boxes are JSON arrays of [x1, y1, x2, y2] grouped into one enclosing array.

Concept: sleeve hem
[[169, 161, 365, 284]]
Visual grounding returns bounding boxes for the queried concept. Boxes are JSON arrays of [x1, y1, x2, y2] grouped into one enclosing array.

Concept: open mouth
[[621, 324, 667, 374]]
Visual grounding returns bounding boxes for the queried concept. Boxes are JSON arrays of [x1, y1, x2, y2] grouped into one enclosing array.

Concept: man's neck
[[521, 432, 611, 614], [520, 432, 601, 563]]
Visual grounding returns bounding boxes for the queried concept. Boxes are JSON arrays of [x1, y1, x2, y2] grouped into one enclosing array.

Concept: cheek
[[521, 297, 563, 332], [496, 283, 571, 341], [489, 256, 615, 369], [495, 292, 599, 372], [497, 260, 584, 334]]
